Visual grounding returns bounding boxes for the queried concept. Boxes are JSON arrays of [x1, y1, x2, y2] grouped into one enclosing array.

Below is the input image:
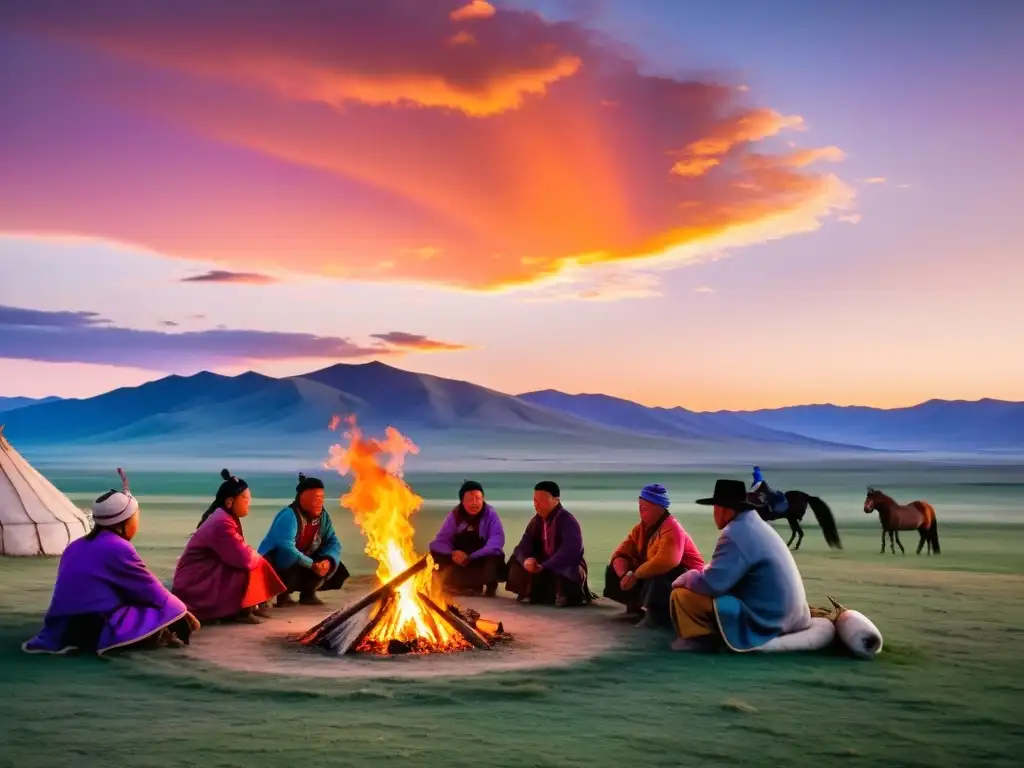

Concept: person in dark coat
[[505, 480, 595, 607]]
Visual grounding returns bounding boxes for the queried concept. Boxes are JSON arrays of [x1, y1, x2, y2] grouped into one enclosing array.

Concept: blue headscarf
[[752, 466, 764, 484], [639, 483, 670, 509]]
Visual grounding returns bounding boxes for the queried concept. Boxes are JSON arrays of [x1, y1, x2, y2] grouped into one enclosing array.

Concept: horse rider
[[750, 466, 788, 515]]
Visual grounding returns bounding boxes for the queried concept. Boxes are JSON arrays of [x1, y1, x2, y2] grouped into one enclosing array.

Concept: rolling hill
[[0, 362, 870, 469]]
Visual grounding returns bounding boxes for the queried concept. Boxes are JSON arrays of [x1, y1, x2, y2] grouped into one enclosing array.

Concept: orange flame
[[325, 416, 469, 653]]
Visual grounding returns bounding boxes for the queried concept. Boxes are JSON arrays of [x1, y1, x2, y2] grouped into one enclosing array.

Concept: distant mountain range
[[0, 395, 59, 413], [721, 399, 1024, 452], [1, 363, 1020, 468]]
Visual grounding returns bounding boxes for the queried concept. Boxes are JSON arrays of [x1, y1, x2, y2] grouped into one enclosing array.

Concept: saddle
[[754, 488, 789, 519]]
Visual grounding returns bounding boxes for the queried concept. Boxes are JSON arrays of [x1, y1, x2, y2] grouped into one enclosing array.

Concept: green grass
[[1, 468, 1023, 767]]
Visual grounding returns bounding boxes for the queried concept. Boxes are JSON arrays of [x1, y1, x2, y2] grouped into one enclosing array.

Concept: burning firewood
[[417, 591, 490, 650], [298, 555, 428, 647], [300, 419, 512, 657]]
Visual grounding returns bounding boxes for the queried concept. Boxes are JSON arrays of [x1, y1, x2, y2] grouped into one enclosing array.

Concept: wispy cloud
[[0, 0, 854, 296], [694, 286, 715, 293], [0, 304, 466, 369], [862, 177, 887, 185], [0, 305, 108, 328], [179, 270, 278, 285], [838, 214, 862, 224], [518, 267, 663, 302], [370, 332, 469, 351]]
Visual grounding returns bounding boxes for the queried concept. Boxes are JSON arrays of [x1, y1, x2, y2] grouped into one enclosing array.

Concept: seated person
[[23, 470, 199, 655], [429, 480, 507, 597], [258, 473, 348, 607], [669, 479, 811, 652], [505, 480, 595, 607], [603, 483, 705, 628], [172, 469, 285, 624]]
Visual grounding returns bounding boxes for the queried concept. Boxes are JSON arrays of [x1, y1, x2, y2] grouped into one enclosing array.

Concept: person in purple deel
[[23, 469, 200, 656], [505, 480, 596, 607], [429, 479, 507, 597]]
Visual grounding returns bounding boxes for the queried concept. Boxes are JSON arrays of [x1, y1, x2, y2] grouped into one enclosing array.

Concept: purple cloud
[[370, 332, 468, 351], [0, 304, 465, 369], [179, 270, 278, 285], [0, 305, 108, 328]]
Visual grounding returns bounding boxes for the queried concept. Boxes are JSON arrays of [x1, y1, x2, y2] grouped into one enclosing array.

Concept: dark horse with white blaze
[[864, 487, 940, 555], [747, 488, 842, 550]]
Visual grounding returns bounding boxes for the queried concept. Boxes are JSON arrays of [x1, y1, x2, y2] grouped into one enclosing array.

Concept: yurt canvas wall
[[0, 427, 92, 556]]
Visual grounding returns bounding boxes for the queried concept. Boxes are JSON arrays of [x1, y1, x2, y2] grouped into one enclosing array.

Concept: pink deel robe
[[171, 508, 285, 621]]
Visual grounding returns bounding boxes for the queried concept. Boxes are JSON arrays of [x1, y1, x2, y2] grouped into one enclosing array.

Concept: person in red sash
[[172, 469, 285, 624]]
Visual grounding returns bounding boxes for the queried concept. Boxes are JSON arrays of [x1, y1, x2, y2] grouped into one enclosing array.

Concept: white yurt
[[0, 425, 92, 556]]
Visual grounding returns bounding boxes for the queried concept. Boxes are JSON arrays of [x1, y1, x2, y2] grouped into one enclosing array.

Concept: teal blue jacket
[[258, 505, 342, 573]]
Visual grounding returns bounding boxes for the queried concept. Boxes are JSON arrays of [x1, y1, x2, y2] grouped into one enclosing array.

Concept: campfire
[[298, 418, 510, 656]]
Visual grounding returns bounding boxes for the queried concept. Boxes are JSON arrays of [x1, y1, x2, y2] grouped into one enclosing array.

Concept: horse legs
[[894, 530, 905, 555], [889, 530, 896, 554], [792, 519, 804, 550], [880, 528, 887, 554], [916, 529, 927, 555], [786, 518, 798, 548]]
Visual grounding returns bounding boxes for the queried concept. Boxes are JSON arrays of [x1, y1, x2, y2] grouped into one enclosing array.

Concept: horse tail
[[925, 504, 940, 554], [807, 495, 842, 549]]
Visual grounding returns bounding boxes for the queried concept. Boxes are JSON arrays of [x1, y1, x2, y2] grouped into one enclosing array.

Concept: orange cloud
[[863, 177, 886, 184], [231, 54, 583, 117], [370, 332, 469, 352], [448, 30, 476, 46], [838, 214, 862, 224], [450, 1, 495, 21], [743, 145, 846, 171], [0, 0, 856, 295]]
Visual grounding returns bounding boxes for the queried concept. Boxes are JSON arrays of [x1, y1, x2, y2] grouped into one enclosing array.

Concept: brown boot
[[299, 592, 325, 606], [276, 592, 298, 608], [252, 602, 274, 619]]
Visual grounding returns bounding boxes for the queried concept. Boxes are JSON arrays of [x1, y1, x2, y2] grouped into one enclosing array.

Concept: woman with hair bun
[[172, 469, 285, 624]]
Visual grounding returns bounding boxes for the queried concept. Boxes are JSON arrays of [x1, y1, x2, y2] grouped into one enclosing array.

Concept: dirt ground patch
[[185, 593, 641, 680]]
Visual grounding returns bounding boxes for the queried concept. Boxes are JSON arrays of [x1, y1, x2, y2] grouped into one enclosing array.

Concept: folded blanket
[[755, 617, 836, 653]]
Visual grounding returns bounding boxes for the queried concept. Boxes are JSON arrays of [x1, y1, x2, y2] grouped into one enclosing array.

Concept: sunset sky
[[1, 0, 1022, 410]]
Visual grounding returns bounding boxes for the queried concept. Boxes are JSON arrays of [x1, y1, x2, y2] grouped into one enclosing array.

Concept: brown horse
[[863, 488, 940, 555]]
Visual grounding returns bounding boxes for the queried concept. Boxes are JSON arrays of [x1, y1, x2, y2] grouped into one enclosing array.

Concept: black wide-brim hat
[[696, 478, 756, 512]]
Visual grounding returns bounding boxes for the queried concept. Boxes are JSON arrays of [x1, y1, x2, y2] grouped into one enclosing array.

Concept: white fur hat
[[91, 468, 139, 527]]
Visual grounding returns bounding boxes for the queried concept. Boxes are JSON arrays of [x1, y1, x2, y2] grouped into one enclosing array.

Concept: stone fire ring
[[184, 595, 635, 680]]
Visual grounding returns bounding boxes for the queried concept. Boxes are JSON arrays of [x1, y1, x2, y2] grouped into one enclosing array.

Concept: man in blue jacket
[[258, 474, 348, 607], [668, 478, 810, 652]]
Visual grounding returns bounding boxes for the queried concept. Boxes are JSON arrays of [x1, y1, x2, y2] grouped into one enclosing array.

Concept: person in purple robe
[[505, 480, 595, 607], [22, 469, 200, 656], [429, 479, 507, 597]]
